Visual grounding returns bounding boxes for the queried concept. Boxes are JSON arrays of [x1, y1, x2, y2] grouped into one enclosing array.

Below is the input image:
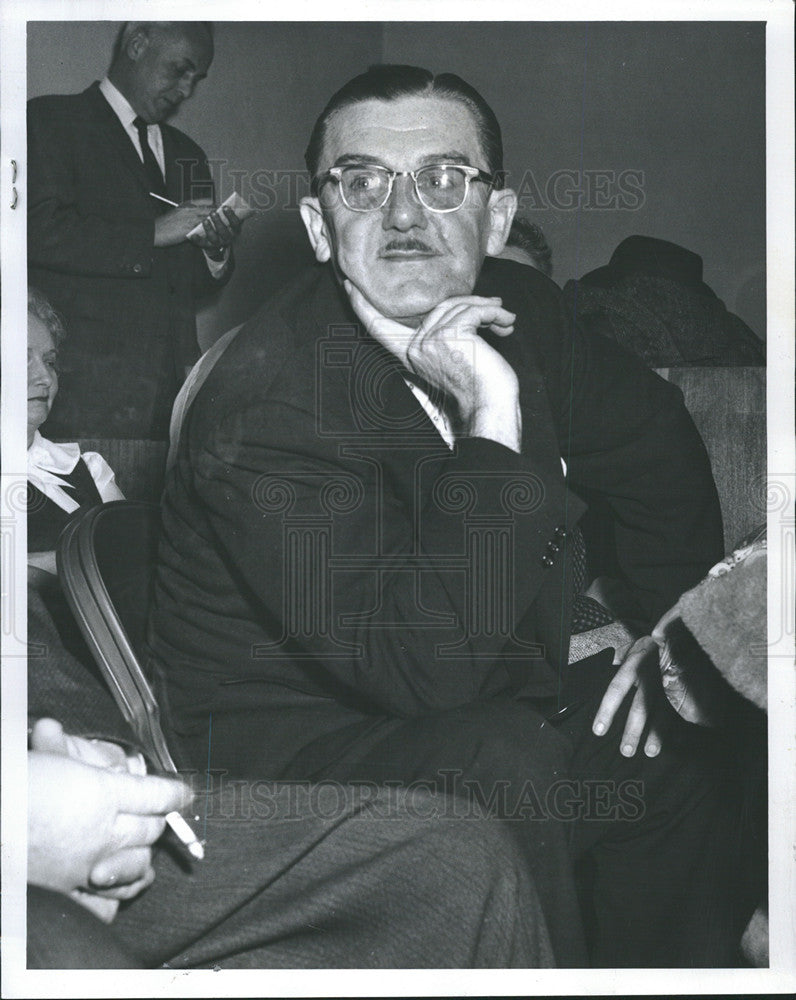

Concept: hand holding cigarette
[[28, 719, 199, 921]]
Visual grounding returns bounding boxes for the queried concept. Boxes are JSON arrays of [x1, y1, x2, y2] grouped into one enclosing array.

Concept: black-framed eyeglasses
[[316, 163, 495, 213]]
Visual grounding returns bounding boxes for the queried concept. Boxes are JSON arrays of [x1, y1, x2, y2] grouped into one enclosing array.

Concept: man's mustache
[[381, 238, 437, 254]]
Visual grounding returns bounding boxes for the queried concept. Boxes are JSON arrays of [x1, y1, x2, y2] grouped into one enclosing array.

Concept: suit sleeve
[[27, 99, 155, 279], [190, 371, 579, 717], [558, 297, 724, 625]]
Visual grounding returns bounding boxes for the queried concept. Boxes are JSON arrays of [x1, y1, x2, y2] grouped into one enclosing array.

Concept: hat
[[563, 234, 765, 366], [577, 235, 715, 298]]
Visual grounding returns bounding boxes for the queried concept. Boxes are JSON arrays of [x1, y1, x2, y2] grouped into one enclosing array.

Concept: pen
[[149, 191, 180, 207], [165, 810, 205, 860]]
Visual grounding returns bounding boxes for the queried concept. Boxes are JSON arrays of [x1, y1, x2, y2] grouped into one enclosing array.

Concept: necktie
[[133, 116, 166, 195]]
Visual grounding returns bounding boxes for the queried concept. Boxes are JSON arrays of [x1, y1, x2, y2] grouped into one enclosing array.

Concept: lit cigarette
[[165, 810, 204, 860], [149, 191, 179, 207]]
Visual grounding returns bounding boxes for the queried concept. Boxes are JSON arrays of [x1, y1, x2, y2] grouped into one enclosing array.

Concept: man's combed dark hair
[[305, 64, 504, 190]]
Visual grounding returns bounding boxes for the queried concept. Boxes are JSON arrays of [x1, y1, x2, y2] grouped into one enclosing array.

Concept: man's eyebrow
[[173, 57, 206, 79], [331, 151, 475, 168], [332, 153, 388, 167], [417, 151, 472, 166]]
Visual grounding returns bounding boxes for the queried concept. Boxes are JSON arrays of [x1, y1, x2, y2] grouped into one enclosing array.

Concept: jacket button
[[541, 555, 554, 567], [554, 525, 567, 538], [547, 541, 560, 553]]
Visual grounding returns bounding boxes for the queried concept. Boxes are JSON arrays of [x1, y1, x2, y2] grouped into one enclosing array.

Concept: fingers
[[29, 718, 68, 754], [89, 848, 154, 893], [618, 684, 651, 757], [345, 282, 516, 344], [630, 650, 666, 756], [651, 605, 679, 645], [592, 657, 639, 736], [201, 207, 241, 249], [202, 216, 226, 246], [111, 811, 168, 850], [201, 216, 225, 250], [612, 638, 635, 665], [418, 297, 515, 338], [345, 281, 518, 418], [65, 735, 130, 771], [31, 722, 134, 771], [91, 873, 155, 901], [644, 725, 662, 758], [487, 317, 515, 336], [409, 300, 515, 384], [222, 206, 242, 234], [106, 769, 193, 819], [70, 890, 120, 923], [594, 639, 665, 757]]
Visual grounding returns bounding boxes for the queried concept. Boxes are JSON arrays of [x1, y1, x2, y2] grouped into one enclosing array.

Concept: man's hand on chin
[[344, 280, 522, 454]]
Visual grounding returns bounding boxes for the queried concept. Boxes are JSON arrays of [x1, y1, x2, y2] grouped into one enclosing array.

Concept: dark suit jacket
[[28, 82, 233, 440], [148, 259, 723, 770]]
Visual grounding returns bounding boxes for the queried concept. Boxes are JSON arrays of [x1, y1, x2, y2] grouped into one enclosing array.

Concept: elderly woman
[[27, 287, 124, 581]]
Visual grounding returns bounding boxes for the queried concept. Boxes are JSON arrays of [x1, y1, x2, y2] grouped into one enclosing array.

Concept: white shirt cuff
[[204, 247, 230, 277]]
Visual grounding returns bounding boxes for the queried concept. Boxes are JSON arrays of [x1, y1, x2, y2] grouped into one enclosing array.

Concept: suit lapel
[[306, 268, 452, 510], [308, 268, 450, 442], [163, 126, 213, 203], [83, 83, 153, 199]]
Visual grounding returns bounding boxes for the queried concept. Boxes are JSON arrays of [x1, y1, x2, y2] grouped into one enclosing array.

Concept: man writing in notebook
[[28, 21, 244, 441]]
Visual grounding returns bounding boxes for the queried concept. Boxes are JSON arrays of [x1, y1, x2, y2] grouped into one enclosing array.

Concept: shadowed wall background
[[28, 20, 765, 348]]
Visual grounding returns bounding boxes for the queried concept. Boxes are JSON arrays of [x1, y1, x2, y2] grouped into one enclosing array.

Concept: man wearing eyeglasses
[[152, 65, 755, 967]]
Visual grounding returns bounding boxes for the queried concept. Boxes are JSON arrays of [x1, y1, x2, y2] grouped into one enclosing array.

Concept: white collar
[[28, 430, 81, 486], [28, 431, 87, 513], [99, 76, 140, 130]]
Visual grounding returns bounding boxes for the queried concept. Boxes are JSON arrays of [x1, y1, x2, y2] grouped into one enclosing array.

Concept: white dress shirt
[[405, 380, 456, 450], [98, 77, 229, 275], [99, 76, 166, 175]]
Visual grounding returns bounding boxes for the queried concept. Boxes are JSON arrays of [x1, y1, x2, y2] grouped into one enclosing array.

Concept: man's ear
[[299, 197, 332, 264], [485, 187, 518, 257], [124, 24, 151, 62]]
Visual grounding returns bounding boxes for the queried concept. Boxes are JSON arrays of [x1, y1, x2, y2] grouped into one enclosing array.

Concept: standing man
[[28, 22, 243, 441], [150, 65, 754, 966]]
